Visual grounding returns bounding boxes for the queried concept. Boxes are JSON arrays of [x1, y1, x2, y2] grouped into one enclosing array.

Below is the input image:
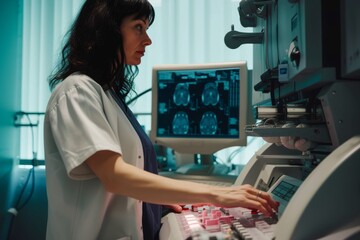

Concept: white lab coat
[[44, 73, 144, 240]]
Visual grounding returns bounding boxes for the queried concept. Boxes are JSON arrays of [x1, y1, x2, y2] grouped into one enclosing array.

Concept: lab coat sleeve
[[47, 80, 122, 180]]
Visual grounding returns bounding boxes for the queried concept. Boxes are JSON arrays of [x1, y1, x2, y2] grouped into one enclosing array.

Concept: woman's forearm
[[87, 150, 279, 216], [111, 157, 216, 205], [87, 150, 214, 204]]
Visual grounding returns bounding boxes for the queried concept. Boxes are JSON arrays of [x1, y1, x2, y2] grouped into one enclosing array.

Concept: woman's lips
[[136, 51, 145, 56]]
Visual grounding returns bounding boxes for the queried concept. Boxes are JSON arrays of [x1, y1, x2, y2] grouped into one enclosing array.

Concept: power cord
[[6, 113, 37, 240], [126, 87, 152, 105]]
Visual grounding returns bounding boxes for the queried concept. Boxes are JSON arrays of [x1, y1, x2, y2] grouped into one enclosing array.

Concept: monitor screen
[[150, 62, 248, 154]]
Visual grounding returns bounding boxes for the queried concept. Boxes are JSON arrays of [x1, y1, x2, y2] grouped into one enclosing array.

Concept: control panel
[[160, 175, 302, 240], [168, 205, 277, 240]]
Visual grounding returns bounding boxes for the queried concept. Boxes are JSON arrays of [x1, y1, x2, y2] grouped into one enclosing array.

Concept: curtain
[[20, 0, 256, 162], [20, 0, 85, 160]]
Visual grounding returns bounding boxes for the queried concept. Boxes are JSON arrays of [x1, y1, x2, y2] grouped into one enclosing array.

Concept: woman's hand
[[210, 184, 279, 216], [163, 204, 183, 213]]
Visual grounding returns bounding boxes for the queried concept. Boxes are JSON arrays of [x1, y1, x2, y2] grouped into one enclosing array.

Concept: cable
[[6, 113, 37, 240], [126, 87, 152, 105], [17, 167, 35, 211], [226, 147, 244, 163]]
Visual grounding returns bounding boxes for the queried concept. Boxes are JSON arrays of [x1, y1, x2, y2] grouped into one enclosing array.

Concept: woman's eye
[[135, 25, 143, 31]]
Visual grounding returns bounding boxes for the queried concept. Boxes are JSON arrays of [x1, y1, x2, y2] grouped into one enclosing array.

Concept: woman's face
[[121, 16, 152, 65]]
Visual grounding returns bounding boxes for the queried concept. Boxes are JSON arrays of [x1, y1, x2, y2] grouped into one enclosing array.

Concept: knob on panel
[[288, 40, 301, 68]]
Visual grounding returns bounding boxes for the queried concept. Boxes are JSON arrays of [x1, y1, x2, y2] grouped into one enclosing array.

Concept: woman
[[44, 0, 279, 239]]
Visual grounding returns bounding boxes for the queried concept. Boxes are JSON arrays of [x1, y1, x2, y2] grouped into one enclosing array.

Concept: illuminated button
[[238, 228, 248, 234], [210, 210, 222, 218], [235, 225, 245, 231], [232, 222, 241, 227], [205, 219, 219, 226], [251, 209, 259, 215], [204, 219, 220, 230], [201, 216, 210, 223], [243, 235, 253, 240], [185, 214, 197, 219], [187, 220, 199, 225], [220, 224, 231, 233], [255, 220, 271, 232], [219, 215, 234, 224], [189, 223, 203, 232]]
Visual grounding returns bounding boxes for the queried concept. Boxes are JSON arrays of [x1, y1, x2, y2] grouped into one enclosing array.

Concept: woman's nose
[[143, 32, 152, 46]]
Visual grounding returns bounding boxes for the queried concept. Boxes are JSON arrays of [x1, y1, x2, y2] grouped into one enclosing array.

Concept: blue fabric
[[110, 90, 162, 240]]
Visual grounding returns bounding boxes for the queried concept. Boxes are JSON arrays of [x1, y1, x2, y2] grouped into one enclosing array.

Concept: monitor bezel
[[150, 61, 248, 154]]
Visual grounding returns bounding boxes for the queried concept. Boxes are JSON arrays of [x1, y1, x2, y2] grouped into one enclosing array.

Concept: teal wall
[[0, 0, 22, 156], [0, 0, 22, 218], [0, 0, 23, 235]]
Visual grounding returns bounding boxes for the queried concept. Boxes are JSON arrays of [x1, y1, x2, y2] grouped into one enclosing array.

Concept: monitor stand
[[175, 154, 230, 176]]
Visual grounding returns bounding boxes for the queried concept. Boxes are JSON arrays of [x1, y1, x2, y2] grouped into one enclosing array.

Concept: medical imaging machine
[[158, 0, 360, 239]]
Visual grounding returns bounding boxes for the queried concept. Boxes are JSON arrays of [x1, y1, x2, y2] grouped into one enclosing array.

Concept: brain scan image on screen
[[202, 82, 219, 106], [200, 111, 218, 135], [172, 111, 190, 134], [155, 66, 240, 138], [173, 83, 190, 106], [151, 62, 248, 153]]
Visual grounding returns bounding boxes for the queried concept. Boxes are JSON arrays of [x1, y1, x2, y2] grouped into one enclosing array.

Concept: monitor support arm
[[224, 25, 264, 49]]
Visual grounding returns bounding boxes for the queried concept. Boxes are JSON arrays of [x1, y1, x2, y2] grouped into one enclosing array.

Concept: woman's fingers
[[248, 188, 279, 216], [164, 204, 183, 213]]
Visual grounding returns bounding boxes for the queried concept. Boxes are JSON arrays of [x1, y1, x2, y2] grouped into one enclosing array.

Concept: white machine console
[[160, 136, 360, 240]]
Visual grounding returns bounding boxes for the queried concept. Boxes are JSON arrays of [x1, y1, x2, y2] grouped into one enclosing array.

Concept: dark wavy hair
[[48, 0, 155, 101]]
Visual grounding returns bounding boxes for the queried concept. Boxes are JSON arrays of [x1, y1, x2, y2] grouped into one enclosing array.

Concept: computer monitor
[[150, 61, 248, 155]]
